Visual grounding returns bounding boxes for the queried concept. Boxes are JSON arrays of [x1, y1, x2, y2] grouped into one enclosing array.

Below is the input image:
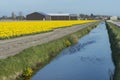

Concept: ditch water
[[32, 22, 115, 80]]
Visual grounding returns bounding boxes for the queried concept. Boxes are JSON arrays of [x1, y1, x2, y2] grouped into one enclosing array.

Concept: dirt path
[[0, 22, 95, 59]]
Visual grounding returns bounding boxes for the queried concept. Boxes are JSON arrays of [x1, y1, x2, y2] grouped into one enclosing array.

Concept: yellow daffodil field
[[0, 20, 96, 39]]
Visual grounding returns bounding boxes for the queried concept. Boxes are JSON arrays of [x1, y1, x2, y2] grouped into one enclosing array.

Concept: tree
[[91, 13, 94, 17], [11, 12, 16, 20], [19, 11, 24, 20]]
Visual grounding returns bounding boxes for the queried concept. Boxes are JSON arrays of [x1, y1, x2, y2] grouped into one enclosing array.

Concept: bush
[[69, 34, 79, 44], [22, 67, 33, 80], [64, 40, 71, 47]]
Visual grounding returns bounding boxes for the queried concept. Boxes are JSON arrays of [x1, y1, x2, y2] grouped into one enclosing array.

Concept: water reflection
[[32, 22, 115, 80], [79, 56, 105, 64], [55, 40, 96, 60], [64, 40, 95, 55]]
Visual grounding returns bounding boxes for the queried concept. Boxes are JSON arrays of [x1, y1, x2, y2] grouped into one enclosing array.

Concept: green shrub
[[64, 40, 71, 47], [22, 67, 33, 80], [69, 34, 79, 44]]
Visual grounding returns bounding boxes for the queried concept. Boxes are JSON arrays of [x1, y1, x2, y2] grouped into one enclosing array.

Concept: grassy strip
[[113, 20, 120, 22], [0, 22, 99, 80], [106, 22, 120, 80]]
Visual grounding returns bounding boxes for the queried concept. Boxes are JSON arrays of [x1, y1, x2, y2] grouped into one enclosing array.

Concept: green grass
[[106, 22, 120, 80], [113, 20, 120, 22], [0, 22, 99, 80]]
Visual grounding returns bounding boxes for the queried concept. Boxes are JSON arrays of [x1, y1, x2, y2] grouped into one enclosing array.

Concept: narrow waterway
[[32, 22, 115, 80]]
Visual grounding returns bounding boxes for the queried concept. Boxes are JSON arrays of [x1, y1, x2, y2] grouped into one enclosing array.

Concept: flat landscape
[[0, 21, 95, 59], [0, 20, 98, 80], [0, 0, 120, 80]]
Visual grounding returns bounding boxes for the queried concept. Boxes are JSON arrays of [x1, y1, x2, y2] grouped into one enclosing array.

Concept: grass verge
[[106, 22, 120, 80], [0, 22, 99, 80]]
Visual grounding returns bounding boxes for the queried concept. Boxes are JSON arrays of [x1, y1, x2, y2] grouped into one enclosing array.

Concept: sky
[[0, 0, 119, 16]]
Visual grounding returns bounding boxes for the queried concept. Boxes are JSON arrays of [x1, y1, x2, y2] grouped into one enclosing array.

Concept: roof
[[27, 12, 48, 16], [70, 14, 78, 16], [48, 13, 70, 16], [27, 12, 78, 17], [38, 12, 48, 16]]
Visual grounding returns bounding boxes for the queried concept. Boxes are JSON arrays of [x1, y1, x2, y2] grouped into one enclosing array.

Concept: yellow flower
[[0, 20, 97, 39]]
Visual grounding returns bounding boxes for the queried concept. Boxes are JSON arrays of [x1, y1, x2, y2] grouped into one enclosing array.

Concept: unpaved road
[[0, 22, 95, 59]]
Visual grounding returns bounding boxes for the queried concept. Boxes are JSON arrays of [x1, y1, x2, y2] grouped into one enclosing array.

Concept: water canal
[[32, 22, 115, 80]]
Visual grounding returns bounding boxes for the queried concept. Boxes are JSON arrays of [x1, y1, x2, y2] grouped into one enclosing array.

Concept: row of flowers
[[0, 20, 96, 39]]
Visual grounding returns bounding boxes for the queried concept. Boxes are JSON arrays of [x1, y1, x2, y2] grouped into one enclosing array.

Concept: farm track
[[0, 22, 95, 59]]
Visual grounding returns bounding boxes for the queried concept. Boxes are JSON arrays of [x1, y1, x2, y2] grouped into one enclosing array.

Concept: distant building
[[79, 14, 110, 20], [0, 16, 8, 20], [110, 16, 118, 20], [26, 12, 47, 20], [26, 12, 78, 20], [46, 13, 70, 20], [79, 14, 90, 20], [46, 13, 78, 20], [70, 14, 78, 20]]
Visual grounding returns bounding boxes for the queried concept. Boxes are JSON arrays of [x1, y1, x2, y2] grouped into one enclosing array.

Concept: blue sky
[[0, 0, 119, 16]]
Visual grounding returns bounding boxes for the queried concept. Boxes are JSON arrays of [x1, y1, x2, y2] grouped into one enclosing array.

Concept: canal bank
[[106, 22, 120, 80], [0, 22, 98, 80], [32, 22, 115, 80]]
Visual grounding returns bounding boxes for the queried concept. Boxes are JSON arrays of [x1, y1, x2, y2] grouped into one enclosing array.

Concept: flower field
[[0, 20, 96, 39]]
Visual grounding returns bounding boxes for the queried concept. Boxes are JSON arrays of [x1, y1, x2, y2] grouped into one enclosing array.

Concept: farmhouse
[[46, 13, 70, 20], [110, 16, 118, 20], [26, 12, 78, 20], [46, 13, 78, 20], [70, 14, 78, 20], [26, 12, 47, 20]]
